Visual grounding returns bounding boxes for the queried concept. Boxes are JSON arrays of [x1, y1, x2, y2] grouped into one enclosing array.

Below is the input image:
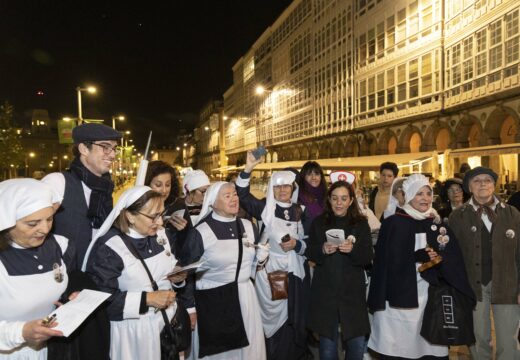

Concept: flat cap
[[72, 123, 122, 143], [463, 166, 498, 192]]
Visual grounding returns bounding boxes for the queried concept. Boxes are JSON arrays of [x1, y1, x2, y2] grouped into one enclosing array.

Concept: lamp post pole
[[76, 86, 97, 125], [76, 87, 83, 125]]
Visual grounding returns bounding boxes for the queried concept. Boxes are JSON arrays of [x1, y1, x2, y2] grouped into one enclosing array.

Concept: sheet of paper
[[48, 289, 111, 337], [325, 229, 345, 246], [415, 233, 427, 251], [165, 260, 205, 278]]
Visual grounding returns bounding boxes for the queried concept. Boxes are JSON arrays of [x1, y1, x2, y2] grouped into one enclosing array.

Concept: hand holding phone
[[251, 145, 267, 160]]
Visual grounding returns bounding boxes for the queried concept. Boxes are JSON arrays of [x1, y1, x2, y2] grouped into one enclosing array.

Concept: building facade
[[203, 0, 520, 189]]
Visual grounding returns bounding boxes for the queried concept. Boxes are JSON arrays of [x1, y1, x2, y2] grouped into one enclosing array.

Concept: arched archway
[[271, 151, 278, 163], [330, 138, 345, 158], [454, 114, 481, 148], [360, 133, 377, 156], [300, 145, 310, 160], [320, 141, 331, 159], [468, 123, 482, 147], [309, 143, 319, 159], [398, 125, 422, 153], [485, 106, 520, 145], [435, 128, 451, 151], [345, 136, 360, 157], [388, 136, 398, 154], [499, 115, 517, 144], [423, 121, 453, 151], [376, 129, 398, 155]]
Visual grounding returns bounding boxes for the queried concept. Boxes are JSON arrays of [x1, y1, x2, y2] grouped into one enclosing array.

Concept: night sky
[[0, 1, 292, 147]]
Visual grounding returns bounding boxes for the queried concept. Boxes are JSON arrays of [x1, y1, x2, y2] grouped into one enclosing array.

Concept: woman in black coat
[[306, 180, 373, 360]]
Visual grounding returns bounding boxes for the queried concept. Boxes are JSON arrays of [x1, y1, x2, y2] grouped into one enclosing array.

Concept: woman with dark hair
[[84, 186, 187, 360], [145, 160, 181, 210], [297, 161, 327, 229], [306, 180, 373, 360]]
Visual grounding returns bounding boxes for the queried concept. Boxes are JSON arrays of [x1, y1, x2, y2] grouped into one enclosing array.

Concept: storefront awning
[[210, 165, 243, 173], [253, 151, 435, 171], [449, 143, 520, 157]]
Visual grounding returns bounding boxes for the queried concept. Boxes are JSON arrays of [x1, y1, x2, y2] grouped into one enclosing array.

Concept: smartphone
[[281, 234, 291, 243], [251, 145, 267, 160]]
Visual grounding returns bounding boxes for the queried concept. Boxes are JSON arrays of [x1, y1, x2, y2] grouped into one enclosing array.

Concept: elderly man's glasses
[[89, 142, 120, 155], [137, 210, 166, 222]]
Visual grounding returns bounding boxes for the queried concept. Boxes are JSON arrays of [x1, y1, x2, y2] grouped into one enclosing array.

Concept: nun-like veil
[[81, 185, 151, 270]]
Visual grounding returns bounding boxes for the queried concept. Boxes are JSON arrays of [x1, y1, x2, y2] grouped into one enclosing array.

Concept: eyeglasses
[[137, 210, 166, 222], [89, 142, 119, 155]]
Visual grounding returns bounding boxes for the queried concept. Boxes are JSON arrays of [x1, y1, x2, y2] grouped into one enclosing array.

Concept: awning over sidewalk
[[449, 143, 520, 157], [253, 151, 435, 171], [210, 165, 243, 173]]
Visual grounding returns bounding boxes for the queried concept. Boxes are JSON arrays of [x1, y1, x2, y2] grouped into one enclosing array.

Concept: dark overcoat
[[306, 214, 373, 341]]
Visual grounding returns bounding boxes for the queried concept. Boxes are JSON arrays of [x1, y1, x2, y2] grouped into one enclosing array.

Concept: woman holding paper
[[84, 186, 187, 360], [179, 181, 266, 360], [367, 174, 474, 359], [235, 151, 310, 360], [306, 175, 373, 360], [0, 178, 74, 359]]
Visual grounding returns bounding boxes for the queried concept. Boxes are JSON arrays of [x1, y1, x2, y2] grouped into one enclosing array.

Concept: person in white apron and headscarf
[[83, 186, 187, 360], [0, 178, 74, 359], [235, 151, 311, 360], [179, 181, 267, 360], [367, 174, 474, 360]]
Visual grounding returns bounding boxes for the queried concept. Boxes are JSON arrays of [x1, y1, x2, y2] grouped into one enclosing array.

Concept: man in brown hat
[[449, 166, 520, 360]]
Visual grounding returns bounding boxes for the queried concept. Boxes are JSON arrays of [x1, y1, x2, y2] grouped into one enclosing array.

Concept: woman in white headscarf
[[179, 181, 266, 360], [367, 174, 474, 359], [382, 176, 406, 219], [234, 151, 310, 360], [0, 178, 74, 359], [83, 186, 187, 360]]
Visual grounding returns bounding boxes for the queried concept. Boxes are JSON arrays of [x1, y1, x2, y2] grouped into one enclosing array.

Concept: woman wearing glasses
[[437, 178, 468, 223], [84, 186, 187, 360]]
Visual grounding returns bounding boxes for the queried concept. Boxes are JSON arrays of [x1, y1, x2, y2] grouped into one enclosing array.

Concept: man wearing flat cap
[[43, 123, 122, 266], [449, 166, 520, 360]]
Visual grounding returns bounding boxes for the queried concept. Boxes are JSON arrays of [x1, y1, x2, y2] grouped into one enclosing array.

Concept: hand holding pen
[[22, 317, 63, 346]]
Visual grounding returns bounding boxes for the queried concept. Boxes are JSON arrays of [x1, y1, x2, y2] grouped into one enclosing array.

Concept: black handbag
[[194, 219, 249, 357], [420, 280, 475, 346], [121, 234, 192, 360]]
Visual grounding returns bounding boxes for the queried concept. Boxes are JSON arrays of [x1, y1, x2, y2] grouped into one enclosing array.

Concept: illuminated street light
[[76, 86, 97, 125], [112, 115, 125, 130], [176, 147, 180, 151], [204, 126, 209, 131], [255, 85, 267, 95], [29, 152, 36, 158]]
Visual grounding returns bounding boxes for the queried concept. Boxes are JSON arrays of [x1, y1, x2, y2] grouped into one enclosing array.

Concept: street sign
[[57, 119, 77, 144]]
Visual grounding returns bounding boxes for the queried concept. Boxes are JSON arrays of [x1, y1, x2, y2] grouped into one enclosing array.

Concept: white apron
[[368, 233, 448, 358], [0, 236, 69, 360], [255, 214, 306, 338], [105, 234, 178, 360], [188, 218, 266, 360]]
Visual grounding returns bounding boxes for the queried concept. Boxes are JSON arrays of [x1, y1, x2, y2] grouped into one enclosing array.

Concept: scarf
[[402, 203, 438, 220], [299, 182, 325, 220], [472, 196, 497, 224], [70, 158, 115, 229]]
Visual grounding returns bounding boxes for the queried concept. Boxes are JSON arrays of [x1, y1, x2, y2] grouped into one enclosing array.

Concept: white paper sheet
[[48, 289, 111, 337], [164, 260, 205, 278], [325, 229, 345, 246]]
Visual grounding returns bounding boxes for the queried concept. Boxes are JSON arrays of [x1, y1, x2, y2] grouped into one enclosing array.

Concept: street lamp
[[76, 86, 97, 125], [112, 115, 125, 130]]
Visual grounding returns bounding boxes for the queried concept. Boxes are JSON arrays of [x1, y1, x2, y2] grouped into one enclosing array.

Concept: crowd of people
[[0, 122, 519, 360]]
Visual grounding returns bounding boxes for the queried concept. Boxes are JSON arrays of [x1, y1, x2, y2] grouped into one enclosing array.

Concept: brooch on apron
[[506, 229, 515, 238], [431, 225, 437, 231], [437, 234, 450, 250], [439, 227, 447, 236], [156, 233, 167, 246], [53, 263, 63, 283], [283, 209, 290, 220], [471, 226, 477, 232]]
